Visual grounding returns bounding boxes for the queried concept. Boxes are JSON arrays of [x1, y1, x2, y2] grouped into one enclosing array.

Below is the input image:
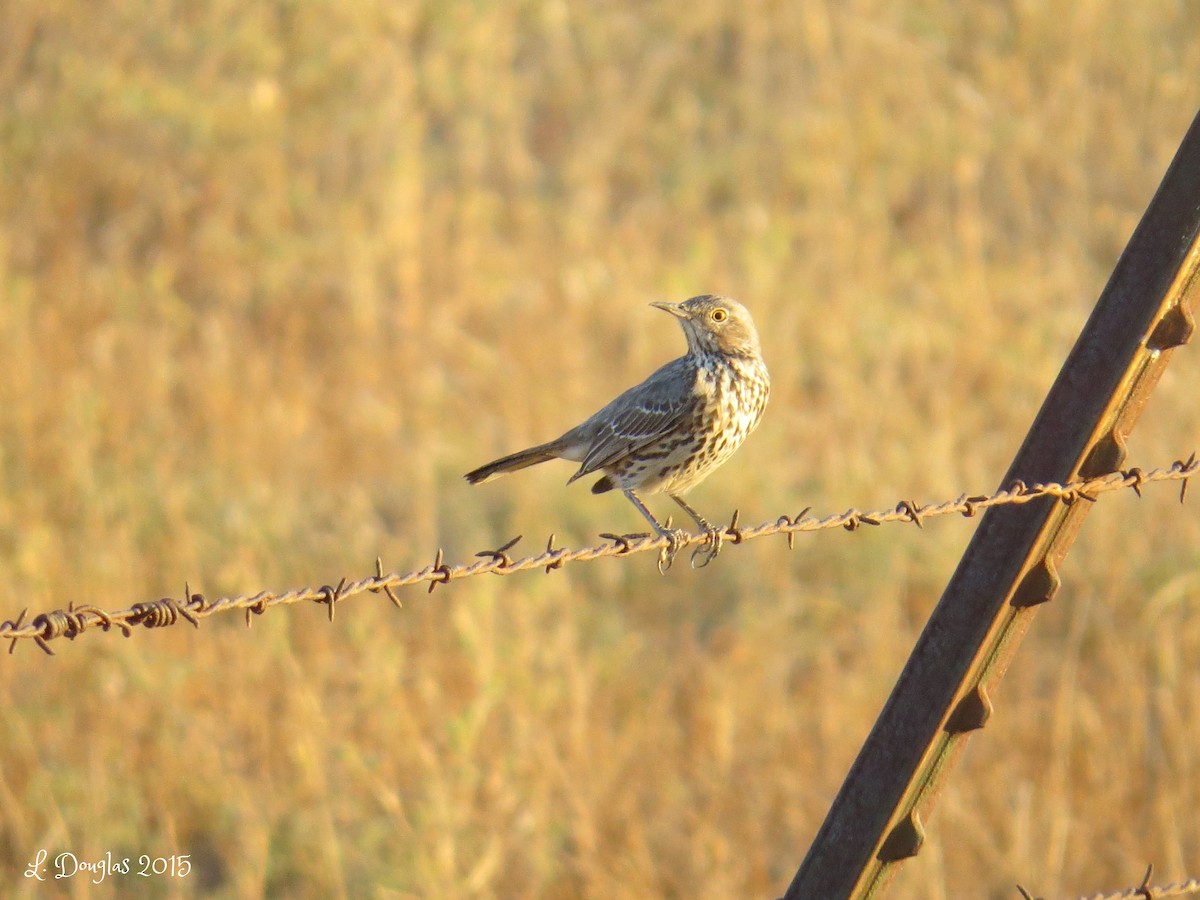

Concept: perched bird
[[465, 294, 769, 570]]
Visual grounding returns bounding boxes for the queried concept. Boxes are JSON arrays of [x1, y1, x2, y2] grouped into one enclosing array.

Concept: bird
[[464, 294, 769, 571]]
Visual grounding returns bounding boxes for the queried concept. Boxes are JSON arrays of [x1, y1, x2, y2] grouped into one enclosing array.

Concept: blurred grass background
[[2, 1, 1200, 897]]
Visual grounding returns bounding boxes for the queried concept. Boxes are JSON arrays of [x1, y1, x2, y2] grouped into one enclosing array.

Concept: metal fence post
[[785, 109, 1200, 899]]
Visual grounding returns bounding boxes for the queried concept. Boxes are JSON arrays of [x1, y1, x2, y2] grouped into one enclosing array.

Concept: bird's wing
[[566, 359, 700, 483]]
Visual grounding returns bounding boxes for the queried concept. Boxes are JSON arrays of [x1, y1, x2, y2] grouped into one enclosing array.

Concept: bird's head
[[650, 295, 762, 359]]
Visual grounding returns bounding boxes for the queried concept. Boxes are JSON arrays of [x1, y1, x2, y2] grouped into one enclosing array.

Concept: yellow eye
[[711, 308, 728, 323]]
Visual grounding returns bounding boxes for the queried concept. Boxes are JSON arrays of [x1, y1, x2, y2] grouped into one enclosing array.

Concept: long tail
[[464, 439, 567, 485]]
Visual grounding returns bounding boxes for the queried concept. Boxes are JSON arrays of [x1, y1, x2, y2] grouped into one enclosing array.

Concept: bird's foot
[[690, 525, 725, 569], [600, 529, 682, 572], [653, 522, 689, 574]]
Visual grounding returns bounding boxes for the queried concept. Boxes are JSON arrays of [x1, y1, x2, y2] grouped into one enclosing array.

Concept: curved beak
[[650, 301, 689, 319]]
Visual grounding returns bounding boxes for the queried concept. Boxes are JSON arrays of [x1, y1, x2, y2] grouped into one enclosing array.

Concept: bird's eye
[[711, 308, 728, 323]]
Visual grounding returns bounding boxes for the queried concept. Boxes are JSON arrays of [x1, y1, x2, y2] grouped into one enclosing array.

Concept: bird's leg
[[623, 489, 687, 573], [670, 494, 725, 568]]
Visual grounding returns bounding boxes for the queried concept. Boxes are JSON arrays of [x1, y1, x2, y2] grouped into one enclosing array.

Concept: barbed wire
[[1, 454, 1194, 655], [1018, 865, 1200, 899]]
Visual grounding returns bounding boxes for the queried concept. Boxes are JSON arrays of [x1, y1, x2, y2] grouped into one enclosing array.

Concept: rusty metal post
[[785, 109, 1200, 899]]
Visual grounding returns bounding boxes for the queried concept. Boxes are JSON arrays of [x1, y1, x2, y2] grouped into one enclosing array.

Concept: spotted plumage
[[465, 295, 769, 570]]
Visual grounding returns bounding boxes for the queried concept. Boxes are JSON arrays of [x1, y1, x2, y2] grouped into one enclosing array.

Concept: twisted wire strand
[[1070, 879, 1200, 900], [1017, 865, 1200, 899], [1074, 878, 1200, 899], [2, 454, 1195, 655]]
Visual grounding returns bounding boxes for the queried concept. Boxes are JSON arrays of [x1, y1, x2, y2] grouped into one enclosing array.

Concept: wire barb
[[244, 595, 269, 628], [543, 533, 564, 574], [371, 557, 404, 608], [726, 508, 744, 543], [476, 534, 523, 570], [897, 499, 924, 528], [316, 578, 347, 623], [598, 532, 639, 554], [2, 454, 1196, 652], [1141, 864, 1155, 898], [1180, 452, 1196, 503], [427, 548, 452, 594]]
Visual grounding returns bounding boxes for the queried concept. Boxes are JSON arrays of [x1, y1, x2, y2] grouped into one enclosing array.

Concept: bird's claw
[[690, 527, 725, 568], [655, 528, 688, 574]]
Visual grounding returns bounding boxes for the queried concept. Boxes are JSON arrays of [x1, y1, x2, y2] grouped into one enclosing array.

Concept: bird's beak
[[650, 301, 689, 319]]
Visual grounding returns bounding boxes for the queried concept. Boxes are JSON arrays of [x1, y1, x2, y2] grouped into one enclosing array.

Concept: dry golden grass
[[2, 2, 1200, 897]]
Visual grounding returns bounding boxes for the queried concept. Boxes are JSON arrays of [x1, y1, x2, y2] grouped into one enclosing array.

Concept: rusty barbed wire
[[1, 454, 1195, 655], [1017, 864, 1200, 899]]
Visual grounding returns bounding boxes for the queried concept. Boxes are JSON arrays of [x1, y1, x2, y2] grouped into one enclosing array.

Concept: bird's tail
[[464, 439, 567, 485]]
